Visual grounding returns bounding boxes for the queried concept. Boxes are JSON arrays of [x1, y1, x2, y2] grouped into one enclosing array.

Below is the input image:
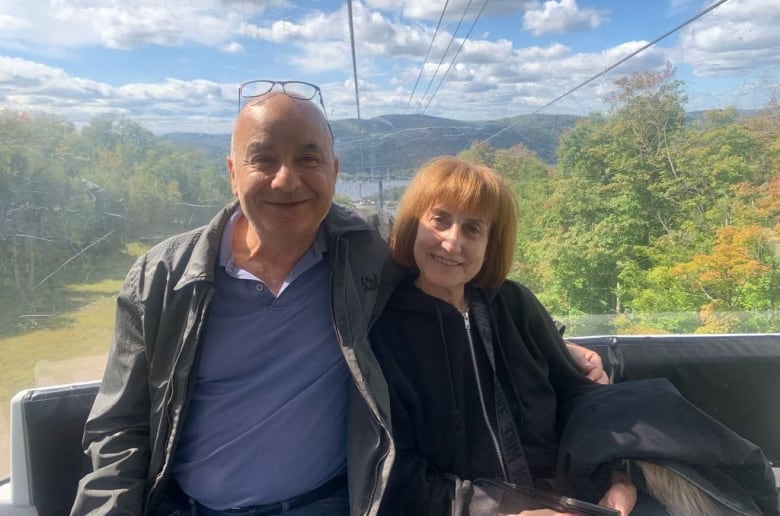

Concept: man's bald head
[[231, 92, 334, 160], [226, 90, 339, 249]]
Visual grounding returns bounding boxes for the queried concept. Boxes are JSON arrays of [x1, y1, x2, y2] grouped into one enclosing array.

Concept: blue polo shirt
[[171, 209, 349, 510]]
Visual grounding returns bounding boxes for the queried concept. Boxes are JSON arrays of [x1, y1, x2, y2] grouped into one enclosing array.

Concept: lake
[[336, 178, 409, 202]]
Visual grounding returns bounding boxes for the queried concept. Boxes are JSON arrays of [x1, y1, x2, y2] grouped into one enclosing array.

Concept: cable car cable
[[484, 0, 731, 143]]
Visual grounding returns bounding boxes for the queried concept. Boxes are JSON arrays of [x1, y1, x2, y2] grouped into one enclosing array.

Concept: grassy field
[[0, 278, 121, 479], [0, 242, 151, 480]]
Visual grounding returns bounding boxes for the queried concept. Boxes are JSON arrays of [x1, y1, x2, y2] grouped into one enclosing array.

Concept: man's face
[[227, 94, 338, 245]]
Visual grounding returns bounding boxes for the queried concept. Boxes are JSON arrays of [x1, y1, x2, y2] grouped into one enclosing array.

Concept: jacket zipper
[[331, 234, 388, 516], [462, 309, 509, 481], [333, 315, 391, 516], [147, 285, 213, 510]]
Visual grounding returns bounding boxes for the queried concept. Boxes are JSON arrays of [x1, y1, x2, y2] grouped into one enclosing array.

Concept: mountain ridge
[[161, 113, 584, 174], [161, 110, 747, 175]]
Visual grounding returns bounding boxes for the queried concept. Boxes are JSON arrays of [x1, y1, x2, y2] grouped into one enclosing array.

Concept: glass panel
[[0, 0, 776, 480]]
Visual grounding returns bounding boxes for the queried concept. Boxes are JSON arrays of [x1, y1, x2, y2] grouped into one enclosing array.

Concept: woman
[[370, 157, 634, 515], [370, 157, 777, 516]]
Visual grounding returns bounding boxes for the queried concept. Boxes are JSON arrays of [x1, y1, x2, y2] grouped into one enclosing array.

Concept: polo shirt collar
[[218, 206, 328, 288]]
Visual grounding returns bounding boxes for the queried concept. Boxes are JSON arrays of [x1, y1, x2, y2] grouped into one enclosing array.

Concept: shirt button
[[255, 284, 264, 292]]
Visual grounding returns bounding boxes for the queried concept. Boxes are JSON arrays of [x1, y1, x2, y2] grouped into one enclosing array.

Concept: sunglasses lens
[[238, 81, 325, 117], [282, 82, 319, 100], [240, 80, 275, 98]]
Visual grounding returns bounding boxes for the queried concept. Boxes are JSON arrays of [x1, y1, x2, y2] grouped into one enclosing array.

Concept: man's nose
[[270, 162, 301, 191]]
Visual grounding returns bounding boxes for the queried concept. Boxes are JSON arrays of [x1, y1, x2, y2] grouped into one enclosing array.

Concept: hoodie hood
[[387, 275, 486, 316]]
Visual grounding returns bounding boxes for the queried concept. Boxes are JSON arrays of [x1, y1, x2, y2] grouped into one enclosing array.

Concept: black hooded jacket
[[370, 277, 594, 515]]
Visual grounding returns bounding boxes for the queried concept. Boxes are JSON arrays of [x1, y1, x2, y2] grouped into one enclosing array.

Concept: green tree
[[456, 141, 553, 292], [0, 110, 236, 333], [528, 66, 776, 334], [537, 66, 689, 316]]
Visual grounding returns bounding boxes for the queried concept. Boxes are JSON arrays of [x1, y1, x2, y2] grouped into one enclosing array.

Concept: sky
[[0, 0, 778, 134]]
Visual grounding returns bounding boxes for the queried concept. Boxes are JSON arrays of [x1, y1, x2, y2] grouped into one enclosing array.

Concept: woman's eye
[[430, 215, 447, 227]]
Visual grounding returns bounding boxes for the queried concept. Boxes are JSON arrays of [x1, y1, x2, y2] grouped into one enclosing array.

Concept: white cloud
[[0, 0, 279, 51], [117, 78, 224, 103], [0, 56, 84, 89], [0, 13, 29, 30], [244, 12, 337, 44], [221, 41, 244, 53], [0, 56, 118, 123], [456, 38, 515, 64], [0, 0, 775, 132], [677, 0, 780, 76], [365, 0, 536, 20], [241, 3, 436, 75], [523, 0, 605, 36], [0, 56, 234, 132], [291, 41, 353, 73], [358, 7, 440, 59], [397, 38, 671, 120], [667, 0, 699, 16]]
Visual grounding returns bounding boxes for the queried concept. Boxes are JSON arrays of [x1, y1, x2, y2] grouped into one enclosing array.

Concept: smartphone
[[483, 479, 620, 516], [545, 494, 621, 516]]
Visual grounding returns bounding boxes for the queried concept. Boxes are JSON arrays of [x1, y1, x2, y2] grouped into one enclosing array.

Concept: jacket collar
[[175, 201, 373, 290], [322, 203, 374, 238], [175, 200, 239, 290]]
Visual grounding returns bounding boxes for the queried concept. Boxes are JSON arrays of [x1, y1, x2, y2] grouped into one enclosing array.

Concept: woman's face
[[413, 204, 490, 296]]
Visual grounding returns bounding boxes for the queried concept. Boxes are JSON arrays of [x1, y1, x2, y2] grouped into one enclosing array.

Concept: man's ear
[[331, 157, 339, 194], [226, 154, 238, 197]]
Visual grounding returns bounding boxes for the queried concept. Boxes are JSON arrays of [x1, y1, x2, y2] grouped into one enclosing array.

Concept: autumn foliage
[[464, 67, 779, 334]]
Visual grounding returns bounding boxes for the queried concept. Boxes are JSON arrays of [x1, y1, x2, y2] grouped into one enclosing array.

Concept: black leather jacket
[[71, 201, 401, 516]]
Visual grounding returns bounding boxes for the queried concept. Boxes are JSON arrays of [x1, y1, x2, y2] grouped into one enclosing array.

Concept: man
[[71, 86, 402, 515], [71, 83, 606, 516]]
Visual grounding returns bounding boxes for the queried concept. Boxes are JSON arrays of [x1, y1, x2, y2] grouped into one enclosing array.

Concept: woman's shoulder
[[490, 279, 537, 304], [372, 279, 426, 333], [478, 280, 551, 324]]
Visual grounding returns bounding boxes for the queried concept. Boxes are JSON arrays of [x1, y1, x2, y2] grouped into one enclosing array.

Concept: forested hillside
[[0, 113, 232, 335], [461, 68, 780, 334], [1, 68, 777, 336]]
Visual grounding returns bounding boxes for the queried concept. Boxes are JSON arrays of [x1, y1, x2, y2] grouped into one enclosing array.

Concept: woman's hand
[[565, 342, 609, 384], [599, 471, 637, 516]]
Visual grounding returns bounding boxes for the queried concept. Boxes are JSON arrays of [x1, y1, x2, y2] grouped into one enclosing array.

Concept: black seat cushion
[[22, 383, 99, 516], [571, 334, 780, 464]]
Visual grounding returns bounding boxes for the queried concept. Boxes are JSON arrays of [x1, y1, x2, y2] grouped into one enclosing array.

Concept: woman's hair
[[390, 156, 518, 288]]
